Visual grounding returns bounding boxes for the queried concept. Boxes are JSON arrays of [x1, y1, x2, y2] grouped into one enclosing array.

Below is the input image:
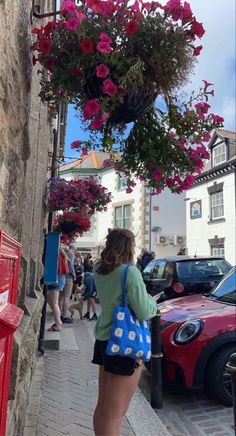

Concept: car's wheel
[[206, 345, 236, 406]]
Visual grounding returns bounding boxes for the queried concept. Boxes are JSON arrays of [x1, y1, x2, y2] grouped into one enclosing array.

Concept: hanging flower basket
[[54, 211, 91, 235], [32, 0, 224, 193], [32, 0, 203, 128], [47, 177, 111, 212]]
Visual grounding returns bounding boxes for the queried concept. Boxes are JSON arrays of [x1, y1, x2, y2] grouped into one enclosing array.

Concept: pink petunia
[[103, 159, 111, 168], [61, 0, 77, 15], [66, 17, 79, 30], [211, 114, 224, 124], [153, 168, 163, 182], [84, 99, 101, 117], [76, 10, 87, 23], [90, 118, 103, 130], [203, 80, 214, 90], [103, 79, 117, 97], [125, 20, 139, 36], [203, 132, 212, 142], [96, 64, 109, 78], [82, 149, 88, 156], [99, 33, 112, 44], [70, 140, 82, 149], [101, 112, 109, 123], [126, 187, 133, 194], [97, 41, 112, 54], [193, 45, 203, 56]]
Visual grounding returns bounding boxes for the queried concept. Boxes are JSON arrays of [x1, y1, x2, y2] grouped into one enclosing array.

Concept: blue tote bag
[[106, 264, 151, 362]]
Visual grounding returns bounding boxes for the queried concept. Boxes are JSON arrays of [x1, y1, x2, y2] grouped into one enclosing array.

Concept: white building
[[59, 151, 186, 259], [186, 129, 236, 265]]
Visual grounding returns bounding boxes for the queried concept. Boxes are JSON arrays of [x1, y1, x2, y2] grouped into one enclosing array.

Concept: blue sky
[[64, 0, 236, 161]]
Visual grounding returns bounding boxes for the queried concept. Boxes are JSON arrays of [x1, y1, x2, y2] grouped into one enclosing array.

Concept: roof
[[214, 129, 236, 140], [152, 256, 226, 262], [60, 151, 113, 173]]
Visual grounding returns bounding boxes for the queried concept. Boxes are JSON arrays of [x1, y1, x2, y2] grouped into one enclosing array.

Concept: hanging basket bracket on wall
[[31, 0, 61, 21]]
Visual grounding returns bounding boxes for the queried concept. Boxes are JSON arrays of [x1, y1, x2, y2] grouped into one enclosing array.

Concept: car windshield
[[210, 269, 236, 304], [176, 259, 231, 281]]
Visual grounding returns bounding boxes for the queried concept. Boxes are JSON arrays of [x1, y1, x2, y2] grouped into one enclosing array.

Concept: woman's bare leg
[[48, 290, 62, 330], [89, 297, 97, 314], [94, 364, 142, 436]]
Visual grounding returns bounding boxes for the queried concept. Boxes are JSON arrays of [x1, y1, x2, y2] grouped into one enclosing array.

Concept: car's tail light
[[173, 282, 184, 293]]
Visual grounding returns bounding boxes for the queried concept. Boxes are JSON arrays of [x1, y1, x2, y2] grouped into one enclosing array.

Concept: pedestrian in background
[[137, 248, 154, 272], [84, 253, 93, 272], [82, 272, 98, 321], [59, 243, 76, 324], [47, 248, 69, 332], [92, 228, 157, 436]]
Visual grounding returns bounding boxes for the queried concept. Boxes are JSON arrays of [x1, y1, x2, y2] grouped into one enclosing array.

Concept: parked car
[[142, 256, 232, 299], [154, 267, 236, 405]]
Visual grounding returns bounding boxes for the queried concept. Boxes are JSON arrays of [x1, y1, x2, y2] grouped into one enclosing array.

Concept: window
[[212, 143, 226, 166], [114, 205, 131, 229], [211, 245, 225, 257], [118, 172, 128, 190], [210, 190, 224, 219]]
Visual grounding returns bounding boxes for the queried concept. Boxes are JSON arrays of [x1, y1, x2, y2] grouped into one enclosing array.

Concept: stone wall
[[0, 1, 54, 434]]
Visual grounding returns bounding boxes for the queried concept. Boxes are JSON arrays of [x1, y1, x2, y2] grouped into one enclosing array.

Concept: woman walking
[[92, 228, 157, 436]]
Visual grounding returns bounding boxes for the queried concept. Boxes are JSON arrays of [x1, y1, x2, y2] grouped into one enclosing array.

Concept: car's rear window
[[176, 259, 231, 281]]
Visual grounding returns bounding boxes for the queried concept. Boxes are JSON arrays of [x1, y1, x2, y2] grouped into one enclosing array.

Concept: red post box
[[0, 231, 24, 436]]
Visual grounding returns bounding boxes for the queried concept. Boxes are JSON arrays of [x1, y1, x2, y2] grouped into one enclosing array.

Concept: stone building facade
[[0, 1, 55, 434]]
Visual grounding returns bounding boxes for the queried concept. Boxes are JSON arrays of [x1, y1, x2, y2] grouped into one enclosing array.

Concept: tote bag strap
[[121, 264, 133, 307]]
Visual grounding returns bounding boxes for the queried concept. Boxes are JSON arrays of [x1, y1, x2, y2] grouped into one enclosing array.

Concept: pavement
[[23, 307, 235, 436], [23, 307, 170, 436]]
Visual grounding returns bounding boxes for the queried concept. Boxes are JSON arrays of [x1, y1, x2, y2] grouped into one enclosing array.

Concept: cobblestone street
[[24, 311, 235, 436], [140, 367, 235, 436]]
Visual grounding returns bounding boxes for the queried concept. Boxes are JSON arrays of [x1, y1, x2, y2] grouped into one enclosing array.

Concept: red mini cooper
[[158, 267, 236, 405]]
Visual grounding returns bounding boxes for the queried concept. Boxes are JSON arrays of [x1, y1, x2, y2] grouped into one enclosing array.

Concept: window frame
[[118, 172, 128, 191], [114, 204, 132, 229], [211, 245, 225, 258], [210, 190, 224, 220], [212, 143, 226, 166]]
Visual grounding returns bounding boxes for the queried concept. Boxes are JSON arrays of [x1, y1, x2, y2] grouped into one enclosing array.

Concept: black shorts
[[92, 340, 139, 376]]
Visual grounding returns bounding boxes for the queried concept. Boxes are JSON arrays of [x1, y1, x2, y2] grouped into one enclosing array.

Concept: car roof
[[151, 256, 226, 262]]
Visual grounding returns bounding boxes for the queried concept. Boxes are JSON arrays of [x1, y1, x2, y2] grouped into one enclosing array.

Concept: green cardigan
[[93, 263, 157, 341]]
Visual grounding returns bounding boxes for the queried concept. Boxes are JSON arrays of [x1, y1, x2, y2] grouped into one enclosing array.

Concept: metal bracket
[[31, 0, 61, 20]]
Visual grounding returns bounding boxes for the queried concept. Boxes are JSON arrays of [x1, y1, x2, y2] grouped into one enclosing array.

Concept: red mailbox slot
[[0, 231, 23, 436]]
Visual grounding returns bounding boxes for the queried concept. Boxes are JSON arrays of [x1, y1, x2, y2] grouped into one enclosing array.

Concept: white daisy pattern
[[114, 328, 123, 338], [130, 316, 135, 324], [125, 347, 132, 354], [135, 320, 140, 327], [146, 335, 151, 344], [136, 350, 144, 358], [129, 331, 136, 340], [111, 344, 120, 353], [117, 311, 125, 321], [140, 334, 143, 343], [143, 321, 148, 328]]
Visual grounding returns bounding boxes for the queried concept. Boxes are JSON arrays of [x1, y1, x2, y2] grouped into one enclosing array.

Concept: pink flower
[[203, 80, 214, 90], [90, 118, 103, 130], [153, 168, 163, 182], [195, 102, 210, 113], [82, 149, 88, 156], [70, 140, 82, 149], [182, 2, 193, 23], [126, 187, 133, 194], [103, 79, 117, 96], [99, 33, 112, 44], [193, 45, 203, 56], [83, 108, 91, 120], [125, 20, 139, 36], [103, 159, 111, 168], [66, 17, 79, 30], [76, 10, 87, 23], [80, 39, 94, 54], [96, 64, 109, 78], [101, 112, 109, 122], [168, 130, 177, 138], [203, 132, 212, 142], [211, 114, 224, 124], [84, 99, 101, 117], [191, 20, 205, 38], [61, 0, 77, 15], [97, 41, 112, 54], [198, 113, 205, 121]]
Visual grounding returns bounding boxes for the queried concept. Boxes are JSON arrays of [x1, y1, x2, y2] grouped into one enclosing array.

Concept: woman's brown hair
[[97, 228, 135, 274]]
